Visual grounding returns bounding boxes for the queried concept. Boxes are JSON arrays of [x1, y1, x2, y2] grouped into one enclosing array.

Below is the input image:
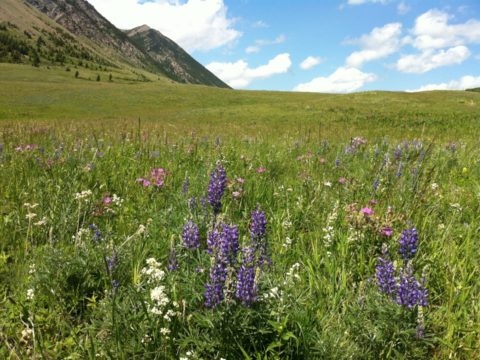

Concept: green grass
[[0, 64, 480, 359]]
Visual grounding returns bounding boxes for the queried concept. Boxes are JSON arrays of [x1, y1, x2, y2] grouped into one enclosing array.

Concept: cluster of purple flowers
[[208, 165, 227, 214], [182, 220, 200, 249], [397, 264, 428, 308], [204, 222, 239, 307], [375, 228, 428, 309], [398, 228, 418, 260]]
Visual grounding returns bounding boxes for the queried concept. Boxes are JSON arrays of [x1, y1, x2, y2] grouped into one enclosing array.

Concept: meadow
[[0, 64, 480, 359]]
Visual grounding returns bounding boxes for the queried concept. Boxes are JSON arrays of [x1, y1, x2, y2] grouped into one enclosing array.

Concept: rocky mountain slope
[[0, 0, 229, 88]]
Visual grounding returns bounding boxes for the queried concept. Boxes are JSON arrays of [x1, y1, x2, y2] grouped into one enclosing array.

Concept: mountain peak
[[129, 24, 153, 35]]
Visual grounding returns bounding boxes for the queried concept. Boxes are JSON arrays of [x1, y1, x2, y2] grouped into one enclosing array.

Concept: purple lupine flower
[[89, 224, 102, 242], [335, 158, 340, 167], [398, 228, 418, 260], [208, 223, 239, 262], [204, 261, 228, 308], [208, 165, 227, 214], [106, 252, 117, 273], [396, 162, 403, 177], [250, 208, 269, 264], [168, 247, 178, 271], [375, 249, 397, 296], [394, 145, 403, 160], [182, 220, 200, 249], [182, 177, 190, 194], [397, 264, 428, 308], [207, 225, 221, 254], [236, 246, 258, 306], [188, 196, 197, 210], [373, 178, 380, 191], [250, 208, 267, 242]]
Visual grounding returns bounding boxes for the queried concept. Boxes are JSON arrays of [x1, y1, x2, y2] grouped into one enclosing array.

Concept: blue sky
[[87, 0, 480, 92]]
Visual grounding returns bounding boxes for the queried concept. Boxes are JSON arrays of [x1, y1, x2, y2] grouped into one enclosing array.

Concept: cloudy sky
[[86, 0, 480, 93]]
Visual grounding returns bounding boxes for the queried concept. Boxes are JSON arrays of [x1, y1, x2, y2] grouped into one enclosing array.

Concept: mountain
[[126, 25, 228, 88], [0, 0, 229, 88]]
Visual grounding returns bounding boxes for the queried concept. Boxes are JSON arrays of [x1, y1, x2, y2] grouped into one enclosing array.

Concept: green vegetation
[[0, 64, 480, 359]]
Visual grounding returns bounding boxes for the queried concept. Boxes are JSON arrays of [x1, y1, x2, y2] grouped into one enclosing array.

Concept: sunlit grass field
[[1, 63, 479, 359]]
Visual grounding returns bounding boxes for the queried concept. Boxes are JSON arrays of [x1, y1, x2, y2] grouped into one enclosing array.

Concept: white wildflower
[[75, 190, 92, 201], [28, 264, 36, 275], [431, 183, 439, 191], [324, 181, 332, 187], [25, 213, 37, 220], [34, 217, 47, 226], [160, 328, 170, 336], [26, 288, 34, 300], [282, 237, 293, 249], [323, 201, 339, 252]]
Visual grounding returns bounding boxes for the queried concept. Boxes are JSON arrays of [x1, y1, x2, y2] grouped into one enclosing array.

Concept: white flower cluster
[[141, 258, 181, 328], [323, 200, 339, 256], [72, 227, 89, 245], [347, 227, 364, 243], [141, 258, 166, 284], [75, 190, 92, 201], [26, 288, 34, 300], [284, 263, 301, 285]]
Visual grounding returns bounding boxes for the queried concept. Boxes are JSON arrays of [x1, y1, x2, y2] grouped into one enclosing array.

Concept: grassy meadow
[[1, 63, 480, 359]]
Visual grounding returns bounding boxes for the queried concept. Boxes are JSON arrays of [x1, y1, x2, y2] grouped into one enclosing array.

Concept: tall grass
[[1, 120, 479, 359]]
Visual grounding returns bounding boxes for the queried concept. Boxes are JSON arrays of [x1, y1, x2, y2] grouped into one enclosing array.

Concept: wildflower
[[141, 258, 166, 284], [208, 164, 227, 214], [338, 177, 346, 184], [398, 228, 418, 260], [182, 177, 190, 194], [375, 247, 397, 296], [361, 207, 374, 217], [235, 247, 257, 306], [168, 247, 179, 271], [324, 181, 332, 187], [236, 177, 245, 184], [103, 196, 112, 205], [431, 183, 439, 191], [319, 157, 326, 164], [323, 201, 339, 252], [335, 158, 340, 167], [25, 213, 37, 220], [232, 191, 242, 199], [26, 288, 34, 300], [397, 264, 428, 308], [381, 227, 393, 237], [250, 208, 268, 264], [373, 178, 380, 191], [204, 261, 228, 308], [256, 167, 266, 173], [75, 190, 92, 201], [89, 224, 102, 241], [396, 162, 403, 177], [182, 220, 200, 249], [136, 178, 151, 187]]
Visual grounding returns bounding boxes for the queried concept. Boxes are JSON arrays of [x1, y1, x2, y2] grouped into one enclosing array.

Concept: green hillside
[[1, 63, 479, 141]]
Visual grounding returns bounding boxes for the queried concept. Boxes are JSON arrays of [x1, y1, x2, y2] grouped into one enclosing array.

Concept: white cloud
[[245, 34, 286, 53], [293, 66, 376, 93], [300, 56, 324, 70], [245, 46, 260, 54], [86, 0, 241, 52], [411, 9, 480, 50], [252, 20, 268, 28], [346, 22, 402, 68], [347, 0, 389, 5], [397, 1, 410, 15], [407, 75, 480, 92], [396, 45, 470, 73], [206, 53, 292, 88]]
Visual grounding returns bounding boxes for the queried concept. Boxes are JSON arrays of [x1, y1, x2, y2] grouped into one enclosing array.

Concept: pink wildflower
[[256, 167, 266, 173], [338, 177, 347, 184], [381, 227, 393, 237], [361, 207, 375, 216]]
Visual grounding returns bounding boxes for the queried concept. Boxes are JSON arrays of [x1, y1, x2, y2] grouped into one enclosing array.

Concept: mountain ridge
[[0, 0, 229, 88]]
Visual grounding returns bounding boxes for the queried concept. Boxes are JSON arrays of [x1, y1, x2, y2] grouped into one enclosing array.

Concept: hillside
[[0, 0, 229, 87], [0, 63, 479, 141]]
